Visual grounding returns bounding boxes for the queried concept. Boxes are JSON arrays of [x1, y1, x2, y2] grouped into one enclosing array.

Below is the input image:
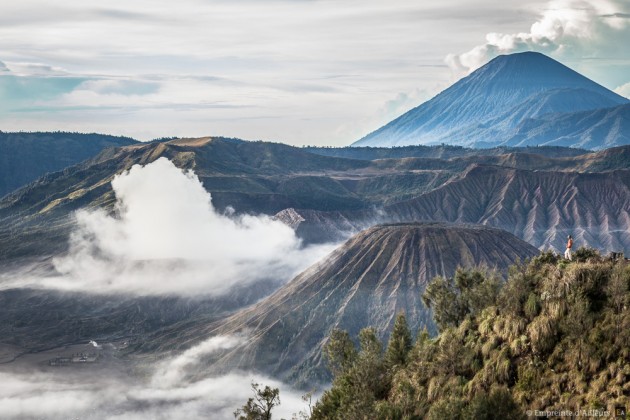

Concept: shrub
[[465, 387, 525, 420], [573, 247, 601, 263]]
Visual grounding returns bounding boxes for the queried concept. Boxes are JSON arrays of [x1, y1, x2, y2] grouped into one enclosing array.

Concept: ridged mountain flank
[[275, 159, 630, 254], [197, 223, 538, 386], [353, 52, 629, 149]]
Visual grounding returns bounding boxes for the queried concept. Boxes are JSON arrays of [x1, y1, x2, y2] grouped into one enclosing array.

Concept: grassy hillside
[[313, 250, 630, 419]]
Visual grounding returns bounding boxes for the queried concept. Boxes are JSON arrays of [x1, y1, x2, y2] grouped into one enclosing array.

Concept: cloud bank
[[23, 157, 335, 295], [0, 160, 325, 418], [0, 335, 311, 420], [0, 371, 308, 420], [0, 0, 548, 144], [615, 82, 630, 99]]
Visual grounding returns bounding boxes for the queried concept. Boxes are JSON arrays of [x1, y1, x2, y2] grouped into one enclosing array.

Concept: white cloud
[[334, 87, 436, 141], [152, 335, 245, 388], [73, 79, 159, 95], [9, 158, 334, 295], [446, 0, 630, 77], [615, 81, 630, 98], [380, 89, 432, 120], [3, 61, 69, 76]]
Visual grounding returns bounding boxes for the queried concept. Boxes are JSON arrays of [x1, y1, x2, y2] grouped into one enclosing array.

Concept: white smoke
[[21, 157, 335, 295], [446, 0, 630, 75]]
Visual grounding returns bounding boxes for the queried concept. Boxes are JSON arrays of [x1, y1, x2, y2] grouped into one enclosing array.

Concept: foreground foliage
[[312, 252, 630, 419], [234, 382, 281, 420]]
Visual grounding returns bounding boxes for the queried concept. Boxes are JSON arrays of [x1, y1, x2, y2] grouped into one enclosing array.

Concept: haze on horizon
[[0, 0, 629, 145]]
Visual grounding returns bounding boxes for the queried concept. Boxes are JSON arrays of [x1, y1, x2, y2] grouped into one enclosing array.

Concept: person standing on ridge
[[564, 235, 573, 260]]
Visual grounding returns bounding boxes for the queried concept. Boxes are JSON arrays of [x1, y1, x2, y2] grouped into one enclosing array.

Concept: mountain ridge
[[3, 138, 630, 263], [277, 163, 630, 254]]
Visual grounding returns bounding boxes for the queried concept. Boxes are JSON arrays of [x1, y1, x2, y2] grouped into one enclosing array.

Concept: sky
[[0, 0, 629, 145]]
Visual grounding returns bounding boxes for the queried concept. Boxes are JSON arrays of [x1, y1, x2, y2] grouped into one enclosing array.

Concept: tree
[[385, 312, 413, 369], [422, 276, 465, 331], [423, 269, 499, 331], [291, 391, 315, 420], [324, 329, 357, 377], [312, 328, 387, 419], [234, 382, 280, 420]]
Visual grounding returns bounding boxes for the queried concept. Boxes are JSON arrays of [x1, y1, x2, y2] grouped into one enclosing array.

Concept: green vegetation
[[312, 252, 630, 419]]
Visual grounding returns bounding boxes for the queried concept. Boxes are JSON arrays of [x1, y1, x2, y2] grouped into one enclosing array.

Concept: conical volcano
[[200, 222, 539, 385], [353, 52, 628, 148]]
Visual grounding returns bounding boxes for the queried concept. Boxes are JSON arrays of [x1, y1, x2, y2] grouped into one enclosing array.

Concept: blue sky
[[0, 0, 629, 145]]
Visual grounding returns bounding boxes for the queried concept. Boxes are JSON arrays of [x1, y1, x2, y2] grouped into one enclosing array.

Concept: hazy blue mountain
[[0, 131, 137, 198], [505, 103, 630, 149], [353, 52, 629, 149]]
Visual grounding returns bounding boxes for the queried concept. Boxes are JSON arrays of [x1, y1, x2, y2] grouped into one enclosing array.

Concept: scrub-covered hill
[[312, 251, 630, 419]]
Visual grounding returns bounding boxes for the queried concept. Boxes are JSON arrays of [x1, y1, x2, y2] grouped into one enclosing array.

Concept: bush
[[234, 382, 280, 420], [573, 247, 601, 263], [465, 387, 525, 420], [422, 268, 499, 331]]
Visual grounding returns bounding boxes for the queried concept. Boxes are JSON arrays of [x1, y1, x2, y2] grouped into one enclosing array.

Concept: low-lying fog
[[0, 335, 312, 419]]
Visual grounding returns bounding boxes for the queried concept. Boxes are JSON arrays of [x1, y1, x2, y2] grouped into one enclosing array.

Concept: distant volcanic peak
[[468, 52, 622, 95], [462, 59, 626, 121], [354, 52, 629, 149], [478, 51, 574, 79]]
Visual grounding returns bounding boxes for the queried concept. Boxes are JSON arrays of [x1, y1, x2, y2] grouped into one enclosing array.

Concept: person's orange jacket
[[567, 238, 573, 249]]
